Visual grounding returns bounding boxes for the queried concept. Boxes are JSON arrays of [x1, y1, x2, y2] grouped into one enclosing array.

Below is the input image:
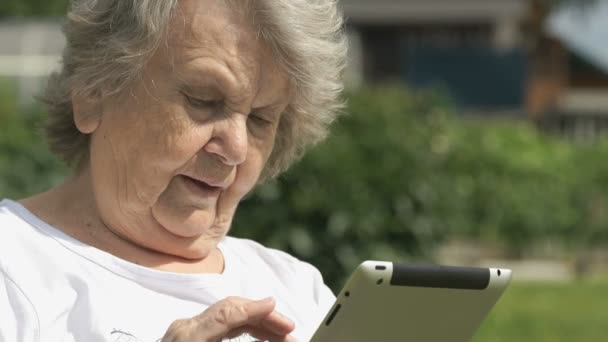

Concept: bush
[[232, 86, 458, 288], [232, 85, 608, 289], [446, 119, 608, 255], [3, 83, 608, 290], [0, 82, 67, 199]]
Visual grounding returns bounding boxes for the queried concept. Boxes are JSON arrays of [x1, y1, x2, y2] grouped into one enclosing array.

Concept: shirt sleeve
[[0, 268, 40, 342], [310, 265, 336, 316]]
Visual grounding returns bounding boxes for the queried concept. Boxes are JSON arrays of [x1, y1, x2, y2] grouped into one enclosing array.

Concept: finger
[[226, 325, 298, 342], [195, 297, 276, 340], [258, 309, 296, 336]]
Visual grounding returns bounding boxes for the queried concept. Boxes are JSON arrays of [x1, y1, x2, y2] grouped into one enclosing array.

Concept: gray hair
[[44, 0, 348, 178]]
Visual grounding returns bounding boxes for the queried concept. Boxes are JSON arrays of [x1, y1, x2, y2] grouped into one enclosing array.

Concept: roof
[[341, 0, 529, 24], [546, 2, 608, 75]]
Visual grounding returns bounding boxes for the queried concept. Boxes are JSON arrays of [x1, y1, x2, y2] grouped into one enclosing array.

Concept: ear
[[72, 90, 102, 134]]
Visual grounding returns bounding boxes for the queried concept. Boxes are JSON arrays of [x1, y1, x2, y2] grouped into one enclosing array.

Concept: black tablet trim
[[325, 304, 342, 326], [389, 263, 490, 290]]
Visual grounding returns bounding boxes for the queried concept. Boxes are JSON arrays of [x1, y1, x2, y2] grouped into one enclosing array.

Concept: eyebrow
[[177, 67, 227, 93]]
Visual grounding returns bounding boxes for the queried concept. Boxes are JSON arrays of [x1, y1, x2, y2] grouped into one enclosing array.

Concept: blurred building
[[0, 20, 64, 107], [3, 1, 608, 141], [343, 0, 608, 140], [539, 2, 608, 141], [342, 0, 529, 115]]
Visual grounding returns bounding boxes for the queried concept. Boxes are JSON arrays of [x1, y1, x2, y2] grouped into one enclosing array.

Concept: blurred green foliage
[[0, 82, 67, 198], [2, 83, 608, 289], [232, 86, 608, 289], [232, 87, 457, 288], [0, 0, 68, 17]]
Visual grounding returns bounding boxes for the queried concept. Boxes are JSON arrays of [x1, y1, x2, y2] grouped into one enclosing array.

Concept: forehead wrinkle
[[173, 3, 263, 108], [197, 28, 262, 109], [169, 24, 254, 94], [250, 47, 292, 110], [182, 52, 264, 114], [167, 0, 288, 113], [167, 0, 241, 66], [225, 54, 260, 104], [177, 0, 255, 55], [177, 53, 256, 109]]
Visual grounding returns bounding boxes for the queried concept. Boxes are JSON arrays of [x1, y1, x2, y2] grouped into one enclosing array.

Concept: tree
[[0, 0, 68, 17]]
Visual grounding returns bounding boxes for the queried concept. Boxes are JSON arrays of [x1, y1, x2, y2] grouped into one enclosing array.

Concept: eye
[[182, 92, 222, 110], [248, 113, 273, 127]]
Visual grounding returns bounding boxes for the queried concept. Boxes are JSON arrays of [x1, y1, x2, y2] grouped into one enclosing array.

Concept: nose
[[203, 114, 248, 166]]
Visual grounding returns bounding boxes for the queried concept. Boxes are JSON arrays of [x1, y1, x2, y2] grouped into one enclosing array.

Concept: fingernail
[[258, 296, 274, 304], [274, 309, 294, 326]]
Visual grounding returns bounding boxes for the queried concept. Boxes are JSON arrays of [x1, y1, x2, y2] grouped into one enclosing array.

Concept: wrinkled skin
[[162, 297, 297, 342], [24, 0, 290, 270], [22, 0, 297, 339]]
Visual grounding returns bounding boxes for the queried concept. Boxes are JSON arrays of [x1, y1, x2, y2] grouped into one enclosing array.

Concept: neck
[[19, 169, 224, 274]]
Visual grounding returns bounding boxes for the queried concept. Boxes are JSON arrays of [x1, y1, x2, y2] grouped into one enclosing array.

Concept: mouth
[[181, 175, 223, 196]]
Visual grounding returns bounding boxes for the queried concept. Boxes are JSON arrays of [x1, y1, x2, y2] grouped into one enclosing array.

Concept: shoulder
[[0, 200, 42, 341], [0, 200, 53, 283], [0, 199, 72, 297], [224, 237, 336, 338], [223, 236, 335, 307], [0, 199, 43, 234], [0, 199, 27, 229], [223, 236, 320, 277], [0, 200, 38, 263], [0, 200, 51, 262]]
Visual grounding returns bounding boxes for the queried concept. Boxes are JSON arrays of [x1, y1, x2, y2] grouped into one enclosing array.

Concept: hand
[[162, 296, 298, 342]]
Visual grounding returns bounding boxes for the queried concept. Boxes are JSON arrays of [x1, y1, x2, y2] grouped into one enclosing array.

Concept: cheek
[[232, 141, 273, 195], [89, 123, 158, 210], [90, 106, 211, 209]]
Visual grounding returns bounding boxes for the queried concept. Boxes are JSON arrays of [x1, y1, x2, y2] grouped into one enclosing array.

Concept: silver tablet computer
[[311, 261, 512, 342]]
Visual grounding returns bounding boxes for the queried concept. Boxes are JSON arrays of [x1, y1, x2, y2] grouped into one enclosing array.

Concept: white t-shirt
[[0, 199, 335, 342]]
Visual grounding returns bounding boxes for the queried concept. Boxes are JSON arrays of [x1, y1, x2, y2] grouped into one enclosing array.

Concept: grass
[[473, 278, 608, 341]]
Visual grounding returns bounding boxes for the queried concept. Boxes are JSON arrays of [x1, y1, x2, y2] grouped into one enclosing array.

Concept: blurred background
[[1, 0, 607, 340]]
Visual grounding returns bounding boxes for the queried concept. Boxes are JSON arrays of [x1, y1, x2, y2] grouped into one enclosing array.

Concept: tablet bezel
[[311, 261, 512, 342]]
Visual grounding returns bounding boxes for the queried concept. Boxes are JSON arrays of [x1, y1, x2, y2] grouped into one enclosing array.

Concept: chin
[[177, 246, 215, 260], [150, 202, 231, 259], [155, 237, 219, 261], [177, 222, 228, 259], [152, 203, 219, 236]]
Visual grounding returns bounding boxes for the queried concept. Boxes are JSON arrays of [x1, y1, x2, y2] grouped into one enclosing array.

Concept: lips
[[181, 175, 223, 196]]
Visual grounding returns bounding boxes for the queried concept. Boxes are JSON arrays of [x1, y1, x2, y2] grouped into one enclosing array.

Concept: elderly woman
[[0, 0, 346, 341]]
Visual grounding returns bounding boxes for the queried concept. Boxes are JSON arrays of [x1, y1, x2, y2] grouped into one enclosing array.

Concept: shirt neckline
[[0, 198, 236, 290]]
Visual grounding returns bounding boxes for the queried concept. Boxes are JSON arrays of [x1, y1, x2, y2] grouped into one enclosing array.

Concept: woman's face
[[77, 0, 290, 259]]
